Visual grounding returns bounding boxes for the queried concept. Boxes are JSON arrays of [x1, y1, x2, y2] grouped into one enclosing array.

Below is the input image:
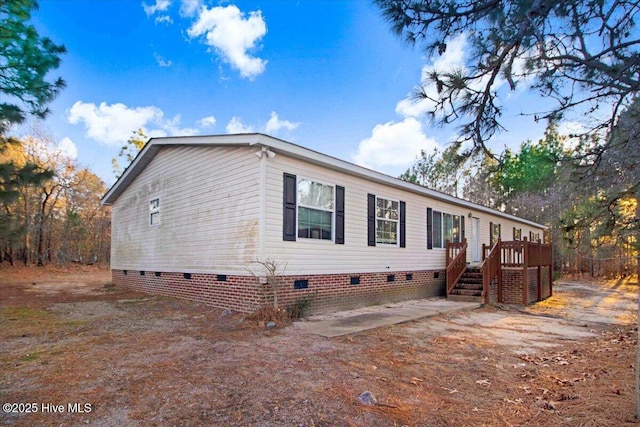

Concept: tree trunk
[[36, 190, 52, 267], [635, 188, 639, 420]]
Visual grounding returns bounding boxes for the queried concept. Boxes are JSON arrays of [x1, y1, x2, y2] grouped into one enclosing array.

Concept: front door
[[471, 217, 481, 262]]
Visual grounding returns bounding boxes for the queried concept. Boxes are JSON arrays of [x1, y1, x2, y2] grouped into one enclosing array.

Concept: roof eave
[[100, 133, 546, 230]]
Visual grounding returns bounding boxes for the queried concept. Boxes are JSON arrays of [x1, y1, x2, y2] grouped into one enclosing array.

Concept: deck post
[[549, 242, 553, 297], [497, 239, 502, 303], [522, 237, 529, 305]]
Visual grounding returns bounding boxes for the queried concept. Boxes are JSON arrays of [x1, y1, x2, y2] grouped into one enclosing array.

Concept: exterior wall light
[[255, 146, 276, 159]]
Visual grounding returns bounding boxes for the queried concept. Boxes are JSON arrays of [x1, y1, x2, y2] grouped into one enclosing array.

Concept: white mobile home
[[101, 134, 550, 313]]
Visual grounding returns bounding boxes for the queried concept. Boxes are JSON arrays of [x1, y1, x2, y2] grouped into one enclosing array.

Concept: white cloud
[[396, 34, 468, 119], [68, 101, 163, 146], [57, 137, 78, 160], [224, 112, 300, 135], [155, 14, 173, 25], [355, 34, 475, 174], [225, 117, 254, 134], [179, 0, 201, 17], [198, 115, 217, 128], [187, 4, 267, 79], [154, 53, 172, 67], [265, 111, 299, 134], [160, 113, 198, 136], [142, 0, 171, 17], [353, 118, 441, 169], [67, 101, 197, 145]]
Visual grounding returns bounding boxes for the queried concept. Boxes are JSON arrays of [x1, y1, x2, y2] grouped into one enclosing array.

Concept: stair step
[[456, 283, 483, 291], [458, 277, 482, 285], [447, 294, 484, 303], [450, 288, 482, 297]]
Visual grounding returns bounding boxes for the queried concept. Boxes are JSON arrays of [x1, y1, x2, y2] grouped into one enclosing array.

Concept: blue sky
[[26, 0, 554, 186]]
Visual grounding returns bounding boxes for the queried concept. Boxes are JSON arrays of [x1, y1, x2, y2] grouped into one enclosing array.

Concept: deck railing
[[446, 239, 467, 296], [452, 237, 553, 304], [480, 239, 501, 304], [482, 238, 552, 268]]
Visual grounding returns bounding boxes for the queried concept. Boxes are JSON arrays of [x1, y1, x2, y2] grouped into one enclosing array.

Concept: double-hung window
[[149, 197, 161, 226], [376, 197, 399, 245], [282, 173, 345, 244], [297, 178, 334, 240], [367, 194, 405, 247], [430, 210, 462, 248]]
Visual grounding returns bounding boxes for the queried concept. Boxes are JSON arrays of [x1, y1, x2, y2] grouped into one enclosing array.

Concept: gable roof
[[101, 133, 545, 229]]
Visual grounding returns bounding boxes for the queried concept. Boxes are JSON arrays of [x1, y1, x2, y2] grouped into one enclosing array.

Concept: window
[[431, 211, 462, 248], [376, 197, 399, 245], [149, 197, 161, 226], [297, 178, 334, 240], [513, 227, 522, 240], [529, 231, 541, 242], [283, 174, 344, 244], [490, 222, 501, 247], [368, 195, 405, 247]]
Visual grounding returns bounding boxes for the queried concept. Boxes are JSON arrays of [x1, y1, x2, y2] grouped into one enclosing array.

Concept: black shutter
[[335, 185, 345, 244], [399, 201, 406, 248], [367, 194, 376, 246], [461, 215, 465, 242], [283, 173, 297, 241], [426, 207, 433, 249]]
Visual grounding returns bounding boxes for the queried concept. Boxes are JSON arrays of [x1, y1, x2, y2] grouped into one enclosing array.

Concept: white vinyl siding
[[111, 146, 261, 274], [265, 155, 445, 273], [109, 142, 546, 276], [264, 153, 546, 274]]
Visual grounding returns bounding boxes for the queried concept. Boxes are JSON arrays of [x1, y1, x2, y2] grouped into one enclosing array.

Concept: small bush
[[286, 297, 314, 320]]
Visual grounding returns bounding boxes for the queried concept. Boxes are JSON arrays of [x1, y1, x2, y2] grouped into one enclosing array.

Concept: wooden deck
[[446, 238, 553, 304]]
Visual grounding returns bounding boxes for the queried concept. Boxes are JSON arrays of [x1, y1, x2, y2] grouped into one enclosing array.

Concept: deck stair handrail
[[446, 239, 467, 296], [480, 238, 501, 304]]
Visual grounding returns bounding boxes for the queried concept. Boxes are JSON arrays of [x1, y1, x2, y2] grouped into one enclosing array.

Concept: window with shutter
[[283, 173, 343, 243]]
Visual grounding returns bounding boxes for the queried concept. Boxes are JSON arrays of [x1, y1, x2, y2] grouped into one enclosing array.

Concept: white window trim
[[296, 176, 335, 242], [375, 195, 400, 247], [149, 197, 161, 227]]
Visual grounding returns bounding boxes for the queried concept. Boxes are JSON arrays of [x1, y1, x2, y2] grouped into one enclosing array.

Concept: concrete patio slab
[[296, 298, 481, 337]]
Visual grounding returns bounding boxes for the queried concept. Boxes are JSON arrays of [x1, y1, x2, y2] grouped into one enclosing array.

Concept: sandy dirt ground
[[0, 266, 637, 426]]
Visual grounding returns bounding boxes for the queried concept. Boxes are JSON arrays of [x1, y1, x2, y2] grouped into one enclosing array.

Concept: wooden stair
[[448, 267, 484, 303]]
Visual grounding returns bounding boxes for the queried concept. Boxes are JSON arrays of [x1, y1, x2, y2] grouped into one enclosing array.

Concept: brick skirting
[[112, 269, 446, 314]]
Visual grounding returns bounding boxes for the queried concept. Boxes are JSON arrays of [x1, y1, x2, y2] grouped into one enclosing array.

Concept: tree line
[[400, 119, 638, 276], [380, 0, 639, 278], [0, 128, 110, 266], [0, 0, 109, 266]]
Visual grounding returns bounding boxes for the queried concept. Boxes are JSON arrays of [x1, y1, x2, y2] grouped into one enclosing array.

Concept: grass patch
[[20, 352, 41, 363], [1, 307, 50, 320], [0, 307, 60, 338]]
